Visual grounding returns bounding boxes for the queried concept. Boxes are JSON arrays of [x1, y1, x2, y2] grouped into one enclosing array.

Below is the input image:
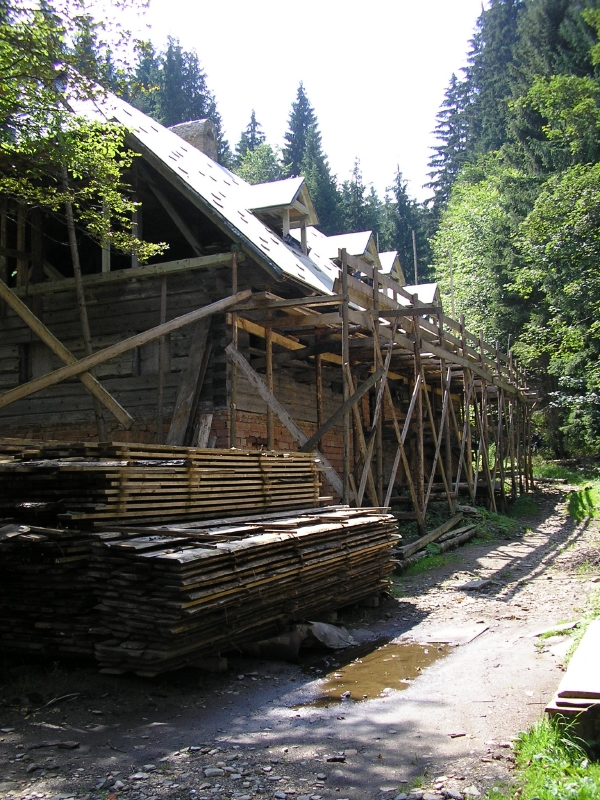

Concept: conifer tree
[[427, 73, 471, 209], [301, 125, 342, 234], [235, 110, 266, 162], [282, 82, 317, 177]]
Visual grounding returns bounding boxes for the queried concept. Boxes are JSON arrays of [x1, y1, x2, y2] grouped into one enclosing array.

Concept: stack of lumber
[[0, 524, 105, 657], [546, 620, 600, 716], [90, 506, 399, 676], [0, 440, 321, 525]]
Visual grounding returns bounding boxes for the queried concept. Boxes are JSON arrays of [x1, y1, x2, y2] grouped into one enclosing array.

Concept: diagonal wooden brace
[[225, 343, 346, 499], [0, 277, 134, 429], [0, 290, 252, 411]]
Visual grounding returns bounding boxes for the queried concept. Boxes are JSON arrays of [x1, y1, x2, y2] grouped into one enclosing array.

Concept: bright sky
[[132, 0, 485, 203]]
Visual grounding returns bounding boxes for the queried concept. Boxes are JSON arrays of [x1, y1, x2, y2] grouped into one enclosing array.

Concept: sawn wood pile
[[0, 524, 104, 658], [0, 440, 321, 525], [92, 506, 399, 675]]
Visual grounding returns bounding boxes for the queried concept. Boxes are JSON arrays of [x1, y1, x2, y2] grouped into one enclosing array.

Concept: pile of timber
[[0, 524, 105, 658], [394, 508, 481, 571], [0, 440, 321, 525], [91, 506, 399, 676]]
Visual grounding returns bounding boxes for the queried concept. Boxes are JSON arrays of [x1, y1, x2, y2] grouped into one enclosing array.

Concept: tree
[[128, 38, 231, 166], [381, 169, 432, 283], [235, 110, 266, 162], [465, 0, 524, 155], [427, 73, 471, 210], [282, 82, 317, 177], [0, 0, 163, 263], [235, 144, 283, 184], [300, 125, 342, 235]]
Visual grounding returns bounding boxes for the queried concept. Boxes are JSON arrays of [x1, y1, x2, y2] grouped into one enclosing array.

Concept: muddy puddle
[[300, 641, 450, 706]]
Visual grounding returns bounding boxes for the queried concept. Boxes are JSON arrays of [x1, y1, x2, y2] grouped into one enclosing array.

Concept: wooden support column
[[131, 199, 140, 269], [438, 312, 453, 497], [373, 261, 383, 504], [230, 249, 238, 448], [414, 310, 425, 521], [340, 248, 351, 504], [315, 352, 324, 450], [101, 204, 111, 273], [166, 317, 212, 446], [460, 315, 474, 495], [63, 170, 106, 441], [16, 203, 27, 287], [156, 276, 168, 444], [508, 352, 517, 500], [495, 342, 508, 513], [266, 312, 274, 450]]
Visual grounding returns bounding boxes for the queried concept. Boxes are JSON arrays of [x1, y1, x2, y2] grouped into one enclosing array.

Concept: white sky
[[130, 0, 485, 203]]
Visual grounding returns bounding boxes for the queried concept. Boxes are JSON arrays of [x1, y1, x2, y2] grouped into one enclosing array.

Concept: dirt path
[[1, 486, 598, 800]]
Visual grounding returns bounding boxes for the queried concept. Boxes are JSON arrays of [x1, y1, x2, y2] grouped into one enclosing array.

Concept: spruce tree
[[465, 0, 524, 155], [282, 82, 317, 177], [300, 125, 342, 235], [235, 110, 266, 162], [427, 73, 471, 209]]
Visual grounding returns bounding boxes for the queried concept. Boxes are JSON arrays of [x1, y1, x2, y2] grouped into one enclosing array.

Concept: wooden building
[[0, 93, 534, 528]]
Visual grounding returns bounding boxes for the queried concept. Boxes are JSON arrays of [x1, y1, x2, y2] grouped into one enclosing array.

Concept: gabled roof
[[379, 251, 398, 275], [246, 176, 302, 210], [76, 94, 338, 295], [320, 231, 374, 260], [399, 283, 440, 306]]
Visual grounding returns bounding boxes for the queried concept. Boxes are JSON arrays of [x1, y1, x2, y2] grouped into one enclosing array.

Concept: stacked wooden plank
[[0, 440, 321, 525], [91, 507, 399, 676], [546, 620, 600, 716], [0, 524, 105, 657]]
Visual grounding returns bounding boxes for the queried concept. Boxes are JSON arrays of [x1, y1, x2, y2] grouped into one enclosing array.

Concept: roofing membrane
[[76, 94, 338, 295], [245, 177, 305, 211]]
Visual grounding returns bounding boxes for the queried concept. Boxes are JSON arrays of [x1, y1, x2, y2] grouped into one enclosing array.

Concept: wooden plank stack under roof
[[0, 441, 321, 525], [91, 506, 399, 676]]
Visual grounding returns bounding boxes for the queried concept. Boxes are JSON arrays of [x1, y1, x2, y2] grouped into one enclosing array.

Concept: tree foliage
[[0, 0, 164, 263], [431, 0, 600, 455]]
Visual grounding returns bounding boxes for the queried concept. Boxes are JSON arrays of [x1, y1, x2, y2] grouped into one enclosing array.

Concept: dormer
[[379, 251, 406, 285], [246, 177, 318, 254]]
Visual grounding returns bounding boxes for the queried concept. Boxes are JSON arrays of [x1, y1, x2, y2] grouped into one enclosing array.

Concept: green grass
[[402, 551, 458, 575], [508, 494, 540, 518], [510, 718, 600, 799], [532, 457, 600, 522]]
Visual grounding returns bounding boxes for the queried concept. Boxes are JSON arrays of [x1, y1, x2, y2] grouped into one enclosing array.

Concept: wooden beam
[[63, 170, 106, 440], [156, 275, 168, 443], [147, 179, 204, 256], [266, 311, 274, 450], [230, 251, 238, 447], [13, 253, 233, 297], [236, 294, 344, 312], [299, 369, 384, 453], [341, 248, 351, 505], [0, 290, 251, 410], [399, 513, 464, 559], [166, 317, 211, 446], [225, 343, 345, 498], [0, 277, 134, 428]]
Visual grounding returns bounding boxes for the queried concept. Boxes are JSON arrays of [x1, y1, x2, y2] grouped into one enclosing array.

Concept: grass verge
[[489, 589, 600, 799]]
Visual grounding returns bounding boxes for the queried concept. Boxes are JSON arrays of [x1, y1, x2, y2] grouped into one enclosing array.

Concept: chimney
[[169, 119, 218, 162]]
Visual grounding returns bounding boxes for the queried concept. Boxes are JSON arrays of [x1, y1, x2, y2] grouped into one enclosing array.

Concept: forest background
[[4, 0, 600, 457]]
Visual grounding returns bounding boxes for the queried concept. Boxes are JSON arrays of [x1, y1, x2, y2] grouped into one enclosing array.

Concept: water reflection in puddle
[[301, 642, 450, 707]]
